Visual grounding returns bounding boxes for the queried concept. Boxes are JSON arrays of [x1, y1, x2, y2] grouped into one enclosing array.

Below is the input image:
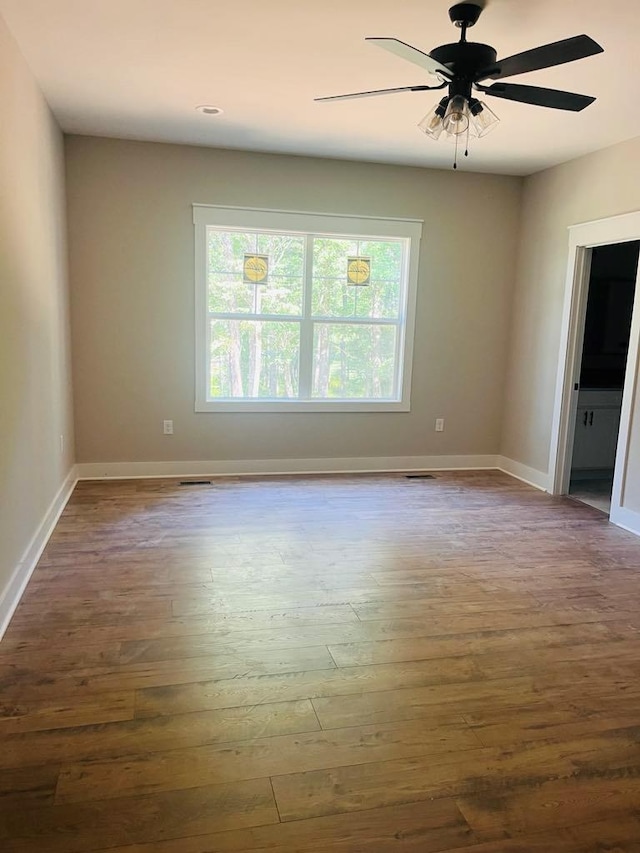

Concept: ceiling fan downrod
[[449, 2, 483, 42]]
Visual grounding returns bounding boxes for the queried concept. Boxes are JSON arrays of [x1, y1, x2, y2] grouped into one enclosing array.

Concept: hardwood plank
[[9, 599, 172, 627], [327, 622, 617, 667], [169, 584, 503, 616], [0, 692, 134, 735], [353, 596, 633, 636], [27, 566, 204, 586], [0, 778, 278, 852], [95, 799, 476, 853], [0, 699, 319, 770], [3, 605, 360, 646], [563, 817, 640, 850], [311, 677, 539, 729], [456, 775, 640, 840], [464, 702, 640, 748], [472, 640, 640, 681], [351, 594, 608, 622], [0, 765, 60, 808], [385, 816, 640, 852], [270, 728, 640, 822], [134, 656, 484, 718], [0, 640, 123, 670], [30, 564, 216, 585], [370, 563, 598, 585], [0, 645, 336, 701], [55, 717, 482, 804], [119, 616, 558, 665], [20, 576, 388, 605]]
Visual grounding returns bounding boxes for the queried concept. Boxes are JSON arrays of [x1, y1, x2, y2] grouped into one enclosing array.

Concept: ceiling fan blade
[[478, 82, 595, 111], [477, 35, 603, 81], [366, 37, 454, 80], [315, 83, 443, 103]]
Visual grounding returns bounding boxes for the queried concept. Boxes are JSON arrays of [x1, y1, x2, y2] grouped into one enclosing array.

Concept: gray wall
[[65, 136, 522, 465], [0, 17, 74, 604], [501, 136, 640, 508]]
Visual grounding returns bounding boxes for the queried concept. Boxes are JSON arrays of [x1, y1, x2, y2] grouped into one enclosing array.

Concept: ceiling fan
[[315, 2, 603, 166]]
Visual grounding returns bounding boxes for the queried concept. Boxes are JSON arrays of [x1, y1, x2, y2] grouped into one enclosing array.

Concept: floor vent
[[179, 480, 212, 486], [405, 474, 436, 480]]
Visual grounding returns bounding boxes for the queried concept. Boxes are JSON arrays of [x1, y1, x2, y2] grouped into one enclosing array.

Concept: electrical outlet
[[435, 418, 445, 432], [163, 420, 174, 435]]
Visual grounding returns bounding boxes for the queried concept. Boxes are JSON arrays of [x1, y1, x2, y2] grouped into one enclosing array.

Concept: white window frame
[[193, 204, 422, 413]]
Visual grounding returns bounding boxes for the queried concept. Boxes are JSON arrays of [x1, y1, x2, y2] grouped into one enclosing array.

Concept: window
[[194, 205, 422, 412]]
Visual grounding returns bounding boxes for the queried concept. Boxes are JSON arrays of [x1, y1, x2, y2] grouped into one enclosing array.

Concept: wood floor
[[3, 471, 640, 851]]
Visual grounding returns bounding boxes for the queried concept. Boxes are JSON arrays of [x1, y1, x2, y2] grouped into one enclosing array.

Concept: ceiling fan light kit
[[419, 94, 499, 140], [316, 1, 603, 168]]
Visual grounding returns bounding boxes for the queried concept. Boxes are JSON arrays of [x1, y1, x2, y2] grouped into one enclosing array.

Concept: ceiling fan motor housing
[[430, 42, 497, 98]]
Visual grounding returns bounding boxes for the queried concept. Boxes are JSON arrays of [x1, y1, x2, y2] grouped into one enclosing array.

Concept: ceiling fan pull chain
[[453, 132, 459, 169]]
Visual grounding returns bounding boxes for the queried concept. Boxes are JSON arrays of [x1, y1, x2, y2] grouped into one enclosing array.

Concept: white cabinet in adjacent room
[[571, 389, 622, 472]]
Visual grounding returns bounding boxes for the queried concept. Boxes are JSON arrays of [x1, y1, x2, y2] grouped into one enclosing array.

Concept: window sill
[[195, 400, 410, 413]]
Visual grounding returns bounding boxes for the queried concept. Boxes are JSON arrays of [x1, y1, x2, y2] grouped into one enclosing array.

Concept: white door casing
[[549, 211, 640, 534]]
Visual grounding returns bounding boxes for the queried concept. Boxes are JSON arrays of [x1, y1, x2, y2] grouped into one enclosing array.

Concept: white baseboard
[[496, 456, 551, 492], [609, 505, 640, 537], [0, 466, 78, 641], [76, 455, 501, 480]]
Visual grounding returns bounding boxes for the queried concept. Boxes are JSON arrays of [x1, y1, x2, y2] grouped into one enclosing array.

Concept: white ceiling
[[1, 0, 639, 175]]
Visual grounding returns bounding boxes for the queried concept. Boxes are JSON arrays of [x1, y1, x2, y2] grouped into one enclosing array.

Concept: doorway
[[568, 242, 639, 513], [549, 211, 640, 531]]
